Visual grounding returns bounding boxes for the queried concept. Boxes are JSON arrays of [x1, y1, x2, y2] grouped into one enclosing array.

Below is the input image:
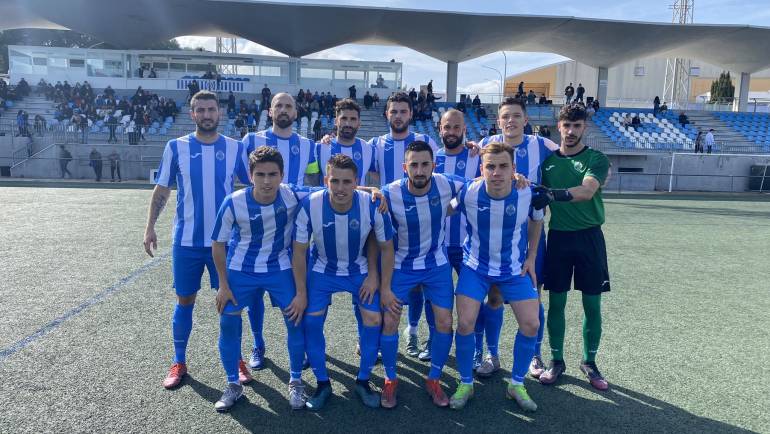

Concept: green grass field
[[1, 186, 768, 433]]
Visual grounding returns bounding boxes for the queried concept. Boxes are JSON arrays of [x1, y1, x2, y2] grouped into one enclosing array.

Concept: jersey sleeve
[[155, 140, 178, 187], [235, 141, 250, 185], [367, 142, 378, 173], [244, 133, 255, 155], [293, 198, 312, 244], [585, 151, 610, 185], [212, 198, 236, 242], [291, 185, 324, 202], [450, 184, 466, 213], [371, 198, 394, 243], [304, 139, 320, 174]]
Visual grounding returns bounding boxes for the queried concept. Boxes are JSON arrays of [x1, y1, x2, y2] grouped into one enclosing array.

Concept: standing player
[[293, 155, 395, 410], [474, 97, 558, 378], [209, 147, 313, 411], [421, 109, 479, 362], [370, 91, 438, 357], [449, 142, 544, 412], [241, 92, 320, 370], [534, 104, 611, 391], [143, 90, 253, 389], [379, 141, 466, 408], [316, 98, 376, 186]]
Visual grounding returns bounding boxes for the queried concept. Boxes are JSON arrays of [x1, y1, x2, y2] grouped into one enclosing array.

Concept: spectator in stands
[[108, 149, 121, 182], [653, 96, 661, 116], [631, 114, 641, 131], [678, 112, 689, 127], [188, 80, 200, 102], [456, 98, 466, 113], [17, 78, 30, 97], [34, 114, 46, 136], [313, 117, 322, 141], [16, 110, 30, 138], [472, 95, 481, 110], [694, 130, 703, 153], [489, 124, 498, 136], [137, 66, 144, 78], [659, 102, 668, 115], [376, 73, 385, 88], [586, 103, 596, 118], [409, 88, 418, 110], [89, 148, 103, 181], [227, 91, 236, 112], [523, 122, 533, 135], [364, 91, 373, 109], [705, 129, 715, 154], [518, 81, 525, 97], [476, 105, 487, 123], [479, 125, 488, 138], [348, 84, 357, 100], [106, 112, 119, 143], [149, 68, 157, 78], [58, 145, 73, 178], [426, 91, 441, 111], [539, 94, 547, 105], [565, 82, 575, 104], [621, 114, 632, 130], [36, 79, 47, 96], [539, 125, 551, 138], [261, 84, 271, 109], [576, 83, 585, 102], [527, 90, 537, 105], [373, 92, 380, 108]]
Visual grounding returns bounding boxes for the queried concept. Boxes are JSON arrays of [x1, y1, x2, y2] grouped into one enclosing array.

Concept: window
[[187, 63, 213, 72], [169, 63, 186, 72], [69, 59, 85, 68], [690, 67, 701, 77], [346, 70, 364, 80], [301, 68, 332, 79], [87, 59, 123, 77], [33, 57, 47, 66], [259, 66, 281, 77], [334, 70, 346, 80], [634, 66, 645, 76]]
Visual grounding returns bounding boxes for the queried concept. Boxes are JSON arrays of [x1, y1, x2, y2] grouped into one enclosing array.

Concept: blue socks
[[247, 294, 265, 351], [455, 332, 475, 384], [303, 314, 328, 382], [358, 324, 381, 380], [283, 316, 305, 382], [380, 333, 399, 380], [408, 289, 424, 327], [484, 304, 504, 357], [218, 313, 242, 384], [424, 300, 436, 344], [512, 331, 537, 384], [353, 305, 363, 340], [474, 306, 485, 354], [535, 302, 545, 356], [172, 304, 194, 364], [428, 330, 453, 379]]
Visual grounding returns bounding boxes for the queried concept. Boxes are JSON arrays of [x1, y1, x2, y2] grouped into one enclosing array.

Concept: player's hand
[[370, 189, 388, 213], [359, 274, 378, 306], [284, 293, 307, 326], [531, 185, 554, 210], [215, 286, 237, 314], [143, 227, 158, 257], [513, 173, 531, 190], [320, 134, 333, 145], [521, 256, 538, 287], [380, 288, 402, 317], [466, 140, 480, 157]]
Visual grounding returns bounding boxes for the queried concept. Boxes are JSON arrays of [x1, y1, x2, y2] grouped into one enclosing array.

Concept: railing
[[585, 136, 768, 155], [601, 172, 770, 194]]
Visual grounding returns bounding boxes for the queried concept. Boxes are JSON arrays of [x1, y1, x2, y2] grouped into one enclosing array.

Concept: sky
[[175, 0, 770, 97]]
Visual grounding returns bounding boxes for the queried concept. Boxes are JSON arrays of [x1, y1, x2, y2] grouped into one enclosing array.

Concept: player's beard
[[564, 132, 584, 147], [339, 126, 358, 141], [196, 119, 218, 133], [410, 175, 429, 189], [275, 114, 294, 129], [390, 120, 408, 134], [442, 134, 462, 149]]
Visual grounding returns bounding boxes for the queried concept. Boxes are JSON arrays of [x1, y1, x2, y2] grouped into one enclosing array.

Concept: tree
[[0, 29, 180, 73], [709, 71, 735, 104]]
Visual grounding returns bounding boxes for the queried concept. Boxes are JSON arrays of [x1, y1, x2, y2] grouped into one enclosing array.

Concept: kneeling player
[[210, 147, 314, 412], [449, 142, 544, 412], [293, 154, 395, 410]]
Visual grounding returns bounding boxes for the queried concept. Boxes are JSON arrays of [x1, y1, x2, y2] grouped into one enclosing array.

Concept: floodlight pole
[[501, 51, 507, 97], [482, 65, 503, 101]]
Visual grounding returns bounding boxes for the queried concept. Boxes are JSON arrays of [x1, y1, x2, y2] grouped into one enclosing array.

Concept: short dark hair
[[498, 97, 527, 114], [335, 98, 360, 117], [326, 153, 358, 177], [479, 141, 514, 164], [558, 104, 587, 122], [249, 146, 284, 175], [405, 140, 434, 160], [386, 91, 412, 112], [190, 90, 218, 109]]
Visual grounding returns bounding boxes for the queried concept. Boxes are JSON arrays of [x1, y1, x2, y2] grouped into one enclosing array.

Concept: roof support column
[[446, 61, 458, 103], [735, 72, 750, 112], [596, 66, 608, 108]]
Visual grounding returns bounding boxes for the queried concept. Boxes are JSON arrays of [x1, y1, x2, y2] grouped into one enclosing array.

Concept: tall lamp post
[[482, 65, 503, 103]]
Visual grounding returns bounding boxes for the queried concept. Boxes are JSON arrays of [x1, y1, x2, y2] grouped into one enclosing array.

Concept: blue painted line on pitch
[[0, 252, 171, 362]]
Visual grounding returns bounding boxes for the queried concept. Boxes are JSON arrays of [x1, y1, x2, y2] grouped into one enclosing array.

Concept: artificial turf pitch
[[0, 186, 768, 433]]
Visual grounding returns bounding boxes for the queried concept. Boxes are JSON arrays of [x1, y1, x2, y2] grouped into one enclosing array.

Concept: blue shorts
[[223, 269, 296, 314], [446, 246, 464, 275], [307, 271, 381, 314], [535, 229, 546, 287], [456, 266, 538, 303], [172, 245, 218, 296], [392, 264, 454, 310]]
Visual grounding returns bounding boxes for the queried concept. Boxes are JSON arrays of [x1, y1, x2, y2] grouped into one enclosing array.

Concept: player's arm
[[212, 241, 237, 314], [143, 185, 171, 257], [359, 232, 380, 306], [288, 241, 309, 325], [378, 239, 399, 316], [521, 216, 544, 286], [356, 187, 388, 213]]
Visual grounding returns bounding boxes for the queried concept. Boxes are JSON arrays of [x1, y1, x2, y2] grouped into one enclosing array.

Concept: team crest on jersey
[[349, 218, 360, 230], [291, 145, 300, 155], [353, 151, 362, 160], [456, 160, 466, 170], [572, 160, 586, 172], [505, 204, 517, 216], [430, 196, 441, 207], [516, 147, 528, 158], [275, 205, 286, 215], [215, 150, 225, 161]]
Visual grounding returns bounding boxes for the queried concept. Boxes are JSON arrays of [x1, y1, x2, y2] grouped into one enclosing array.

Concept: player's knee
[[360, 309, 381, 327], [457, 314, 476, 335], [177, 294, 197, 305], [383, 312, 399, 333], [306, 309, 326, 318], [520, 317, 540, 337], [434, 311, 453, 333]]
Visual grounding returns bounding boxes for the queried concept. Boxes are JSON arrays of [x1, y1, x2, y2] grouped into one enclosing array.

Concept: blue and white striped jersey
[[370, 132, 438, 186], [450, 180, 544, 277], [315, 138, 376, 185], [244, 128, 316, 186], [478, 134, 557, 184], [294, 190, 393, 276], [211, 184, 319, 273], [155, 133, 249, 248], [383, 174, 466, 270], [435, 147, 481, 248]]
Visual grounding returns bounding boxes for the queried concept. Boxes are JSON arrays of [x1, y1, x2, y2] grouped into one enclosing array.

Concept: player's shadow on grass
[[612, 201, 770, 220]]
